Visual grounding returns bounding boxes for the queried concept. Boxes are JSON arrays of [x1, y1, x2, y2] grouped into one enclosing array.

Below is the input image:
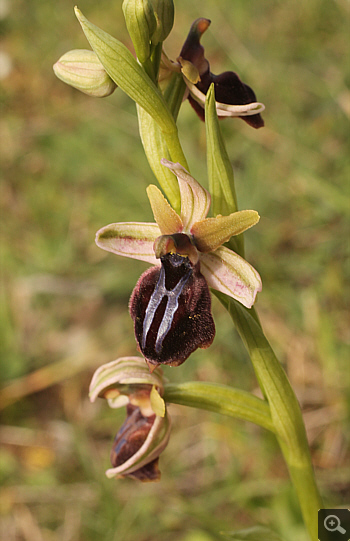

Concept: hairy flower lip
[[129, 251, 215, 367]]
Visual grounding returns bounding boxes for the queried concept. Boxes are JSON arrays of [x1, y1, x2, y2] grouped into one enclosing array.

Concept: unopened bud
[[53, 49, 117, 97], [122, 0, 156, 63], [148, 0, 174, 45]]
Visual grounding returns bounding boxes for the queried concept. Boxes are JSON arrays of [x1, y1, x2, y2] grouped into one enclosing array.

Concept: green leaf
[[205, 83, 244, 256], [221, 525, 284, 541], [75, 7, 176, 134], [163, 381, 275, 433]]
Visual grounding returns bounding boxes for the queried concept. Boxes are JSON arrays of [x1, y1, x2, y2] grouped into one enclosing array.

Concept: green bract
[[137, 106, 181, 211], [205, 84, 243, 256], [74, 7, 176, 134]]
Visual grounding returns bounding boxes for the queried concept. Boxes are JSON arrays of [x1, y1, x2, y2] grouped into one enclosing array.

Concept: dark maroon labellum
[[129, 253, 215, 367], [189, 71, 264, 129], [111, 404, 160, 482]]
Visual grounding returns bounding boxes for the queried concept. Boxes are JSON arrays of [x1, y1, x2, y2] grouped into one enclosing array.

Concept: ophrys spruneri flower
[[96, 160, 262, 369]]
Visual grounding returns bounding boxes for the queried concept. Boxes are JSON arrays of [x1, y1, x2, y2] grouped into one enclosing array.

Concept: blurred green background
[[0, 0, 349, 539]]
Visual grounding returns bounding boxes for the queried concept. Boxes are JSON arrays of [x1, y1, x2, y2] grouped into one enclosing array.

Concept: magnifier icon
[[324, 514, 346, 534]]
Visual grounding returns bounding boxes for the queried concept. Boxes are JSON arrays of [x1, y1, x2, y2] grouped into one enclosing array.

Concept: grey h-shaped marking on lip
[[142, 265, 192, 354]]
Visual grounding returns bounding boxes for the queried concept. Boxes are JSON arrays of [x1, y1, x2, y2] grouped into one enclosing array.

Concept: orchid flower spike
[[96, 160, 262, 369], [178, 18, 265, 128], [89, 357, 170, 482]]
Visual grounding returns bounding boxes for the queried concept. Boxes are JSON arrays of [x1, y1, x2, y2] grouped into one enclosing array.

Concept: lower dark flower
[[89, 357, 171, 482]]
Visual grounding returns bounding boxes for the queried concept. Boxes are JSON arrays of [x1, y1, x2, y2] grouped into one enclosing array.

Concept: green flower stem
[[141, 43, 163, 83], [204, 83, 322, 540], [216, 293, 323, 541], [150, 41, 163, 82], [163, 382, 275, 433], [141, 57, 157, 83]]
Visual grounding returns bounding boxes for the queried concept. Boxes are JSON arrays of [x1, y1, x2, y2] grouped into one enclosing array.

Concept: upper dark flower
[[178, 18, 265, 128]]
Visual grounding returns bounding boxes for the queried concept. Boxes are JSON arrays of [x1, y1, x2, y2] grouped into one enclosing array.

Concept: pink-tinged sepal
[[89, 357, 170, 482], [200, 246, 262, 308], [95, 222, 161, 265], [129, 252, 215, 367]]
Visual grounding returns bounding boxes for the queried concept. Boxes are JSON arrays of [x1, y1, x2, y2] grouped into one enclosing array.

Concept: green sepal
[[150, 385, 165, 417], [205, 83, 244, 256], [75, 7, 176, 134]]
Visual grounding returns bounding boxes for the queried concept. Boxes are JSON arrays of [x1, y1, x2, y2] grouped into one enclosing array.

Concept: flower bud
[[122, 0, 157, 63], [53, 49, 117, 97], [148, 0, 174, 45]]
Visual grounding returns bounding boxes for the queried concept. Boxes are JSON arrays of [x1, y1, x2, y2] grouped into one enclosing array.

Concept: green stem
[[141, 42, 163, 84], [163, 381, 275, 433], [141, 57, 156, 83], [150, 42, 162, 82], [163, 129, 189, 171], [216, 293, 323, 541], [164, 72, 187, 121]]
